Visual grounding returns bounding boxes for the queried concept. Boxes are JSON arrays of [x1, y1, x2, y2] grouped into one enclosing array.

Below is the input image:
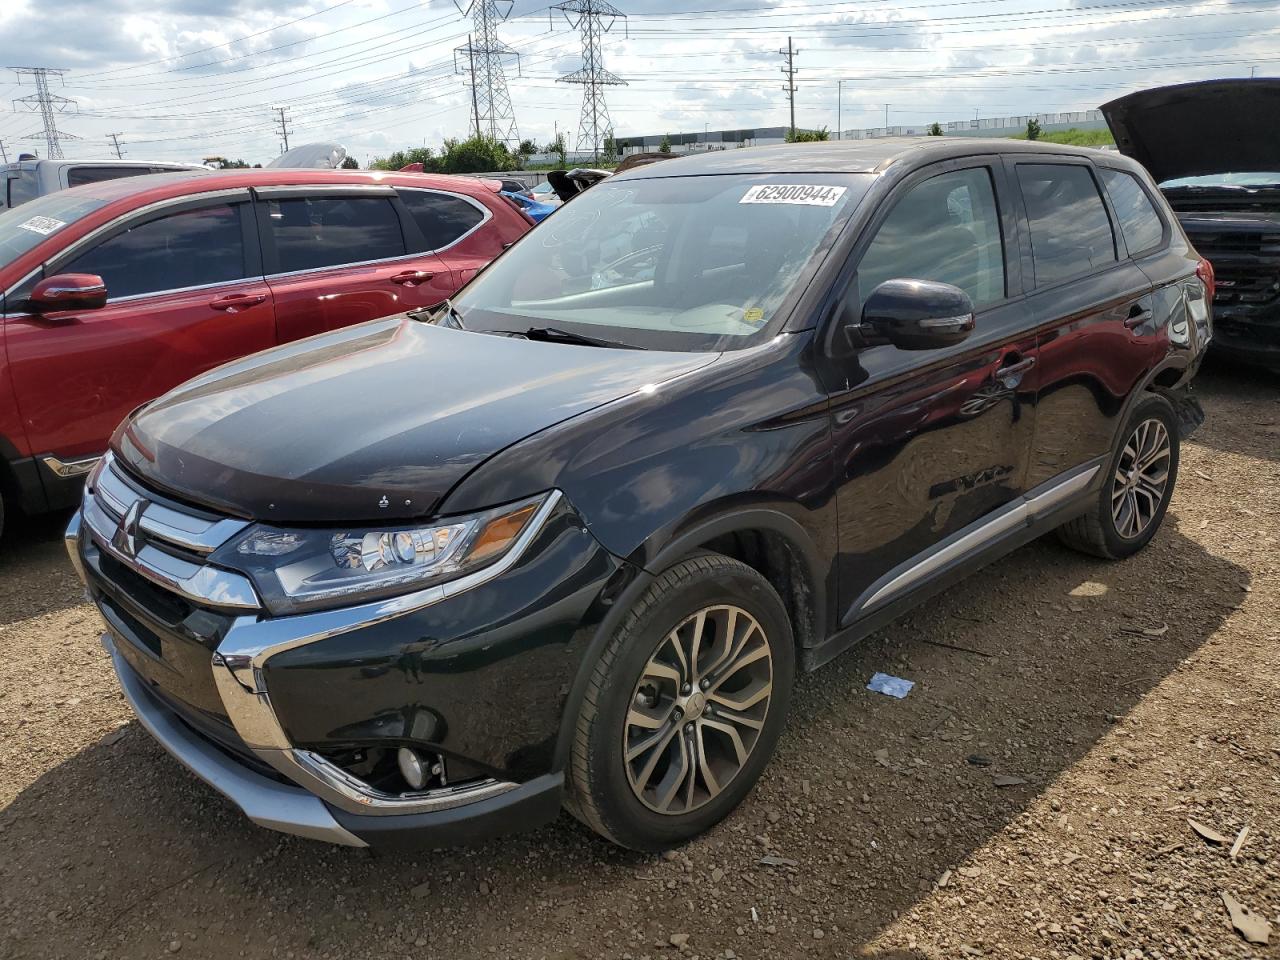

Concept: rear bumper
[[103, 630, 565, 849]]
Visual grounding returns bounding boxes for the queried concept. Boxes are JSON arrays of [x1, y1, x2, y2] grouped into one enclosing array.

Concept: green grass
[[1010, 127, 1116, 147]]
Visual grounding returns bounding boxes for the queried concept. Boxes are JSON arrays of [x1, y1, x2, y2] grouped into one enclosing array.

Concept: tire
[[566, 553, 795, 851], [1057, 393, 1180, 559]]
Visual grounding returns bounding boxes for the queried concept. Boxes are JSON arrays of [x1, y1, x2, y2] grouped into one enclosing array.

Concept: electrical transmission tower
[[453, 2, 520, 147], [108, 132, 125, 159], [9, 66, 79, 159], [273, 106, 292, 154], [779, 37, 799, 139], [553, 0, 626, 162]]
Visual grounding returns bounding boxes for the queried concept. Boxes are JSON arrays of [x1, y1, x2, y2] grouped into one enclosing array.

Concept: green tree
[[785, 126, 831, 143], [437, 135, 516, 173], [340, 156, 359, 169], [659, 134, 672, 154], [550, 133, 567, 167], [602, 133, 618, 164], [518, 138, 538, 158], [1026, 118, 1042, 141], [370, 146, 437, 172], [927, 122, 944, 136]]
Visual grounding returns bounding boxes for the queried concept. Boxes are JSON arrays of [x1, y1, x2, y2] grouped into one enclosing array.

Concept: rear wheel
[[566, 554, 794, 851], [1057, 393, 1179, 559]]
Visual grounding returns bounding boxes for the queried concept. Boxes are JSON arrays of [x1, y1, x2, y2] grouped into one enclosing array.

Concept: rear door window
[[1016, 163, 1117, 286], [265, 195, 405, 273], [1098, 168, 1166, 256], [62, 203, 248, 299], [858, 166, 1006, 309], [397, 190, 485, 251], [7, 171, 39, 208]]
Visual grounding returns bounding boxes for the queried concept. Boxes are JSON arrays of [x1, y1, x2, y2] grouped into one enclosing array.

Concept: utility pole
[[453, 2, 521, 146], [836, 80, 842, 140], [107, 132, 125, 159], [553, 0, 627, 163], [885, 103, 890, 132], [272, 106, 291, 154], [9, 66, 80, 159], [780, 37, 798, 139], [0, 140, 7, 164]]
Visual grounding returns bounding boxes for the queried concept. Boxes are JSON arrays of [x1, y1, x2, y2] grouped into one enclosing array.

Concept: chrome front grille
[[81, 453, 261, 610]]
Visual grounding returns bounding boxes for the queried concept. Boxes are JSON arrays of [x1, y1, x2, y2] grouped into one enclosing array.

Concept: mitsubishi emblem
[[114, 500, 149, 559]]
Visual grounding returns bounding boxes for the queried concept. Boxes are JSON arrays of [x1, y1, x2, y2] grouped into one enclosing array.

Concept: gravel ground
[[1, 361, 1277, 960]]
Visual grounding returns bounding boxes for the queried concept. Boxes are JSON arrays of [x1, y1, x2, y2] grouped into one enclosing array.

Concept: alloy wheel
[[623, 605, 774, 815], [1112, 417, 1172, 539]]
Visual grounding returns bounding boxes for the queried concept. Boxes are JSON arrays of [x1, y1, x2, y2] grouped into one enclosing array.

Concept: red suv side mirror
[[29, 274, 108, 312]]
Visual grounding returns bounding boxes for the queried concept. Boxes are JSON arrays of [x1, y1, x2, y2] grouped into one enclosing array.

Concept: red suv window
[[265, 196, 405, 273]]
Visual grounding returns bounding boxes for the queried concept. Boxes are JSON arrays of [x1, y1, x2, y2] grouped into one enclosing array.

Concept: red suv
[[0, 169, 532, 536]]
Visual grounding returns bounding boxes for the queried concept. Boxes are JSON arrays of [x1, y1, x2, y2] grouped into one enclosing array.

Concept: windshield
[[0, 191, 108, 265], [453, 173, 873, 351], [1162, 172, 1280, 189]]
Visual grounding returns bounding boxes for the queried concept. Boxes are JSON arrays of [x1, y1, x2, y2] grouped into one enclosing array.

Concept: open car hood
[[1100, 79, 1280, 183]]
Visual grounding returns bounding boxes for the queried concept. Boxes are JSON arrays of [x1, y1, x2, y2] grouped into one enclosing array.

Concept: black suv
[[67, 139, 1211, 851]]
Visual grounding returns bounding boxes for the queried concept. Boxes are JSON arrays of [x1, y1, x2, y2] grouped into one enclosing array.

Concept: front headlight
[[218, 492, 552, 615]]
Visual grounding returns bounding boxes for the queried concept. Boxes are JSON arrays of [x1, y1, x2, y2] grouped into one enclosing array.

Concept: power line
[[8, 66, 80, 159], [453, 1, 521, 145], [553, 0, 627, 161]]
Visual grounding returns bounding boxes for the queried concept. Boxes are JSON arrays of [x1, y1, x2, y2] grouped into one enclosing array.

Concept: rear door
[[255, 184, 455, 343], [4, 191, 275, 461], [1005, 157, 1163, 486]]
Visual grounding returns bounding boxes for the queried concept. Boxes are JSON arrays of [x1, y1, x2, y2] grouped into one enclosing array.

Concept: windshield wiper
[[520, 326, 641, 349]]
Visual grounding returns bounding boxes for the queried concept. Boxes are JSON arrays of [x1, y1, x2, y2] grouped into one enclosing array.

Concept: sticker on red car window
[[17, 216, 66, 236], [739, 184, 846, 207]]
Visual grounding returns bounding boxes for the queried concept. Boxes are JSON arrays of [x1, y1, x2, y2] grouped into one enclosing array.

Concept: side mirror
[[854, 278, 974, 351], [29, 274, 108, 312]]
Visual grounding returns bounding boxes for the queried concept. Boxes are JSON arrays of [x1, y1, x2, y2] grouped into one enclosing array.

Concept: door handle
[[996, 355, 1036, 388], [1124, 301, 1153, 330], [389, 270, 435, 287], [209, 293, 267, 311]]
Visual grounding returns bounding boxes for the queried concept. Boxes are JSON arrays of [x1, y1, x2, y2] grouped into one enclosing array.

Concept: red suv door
[[254, 185, 456, 343], [4, 192, 276, 465]]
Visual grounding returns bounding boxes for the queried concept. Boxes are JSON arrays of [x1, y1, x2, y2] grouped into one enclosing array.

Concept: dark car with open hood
[[68, 139, 1211, 851], [1103, 78, 1280, 370]]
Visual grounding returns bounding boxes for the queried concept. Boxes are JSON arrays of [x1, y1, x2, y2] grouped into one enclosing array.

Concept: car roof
[[610, 138, 1121, 180]]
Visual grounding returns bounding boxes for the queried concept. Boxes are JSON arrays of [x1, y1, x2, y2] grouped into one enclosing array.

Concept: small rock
[[669, 933, 690, 949], [966, 754, 992, 767], [410, 881, 430, 898], [478, 881, 490, 895], [711, 868, 724, 883], [167, 941, 182, 954], [813, 929, 825, 940]]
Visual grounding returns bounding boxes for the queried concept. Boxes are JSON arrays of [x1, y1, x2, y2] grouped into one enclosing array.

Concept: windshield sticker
[[17, 216, 66, 236], [740, 184, 847, 207], [743, 307, 765, 325]]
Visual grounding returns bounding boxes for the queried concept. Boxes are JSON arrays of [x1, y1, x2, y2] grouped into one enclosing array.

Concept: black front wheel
[[566, 553, 794, 851]]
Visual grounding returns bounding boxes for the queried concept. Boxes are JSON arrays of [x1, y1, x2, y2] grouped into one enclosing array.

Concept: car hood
[[1100, 79, 1280, 183], [115, 317, 717, 523]]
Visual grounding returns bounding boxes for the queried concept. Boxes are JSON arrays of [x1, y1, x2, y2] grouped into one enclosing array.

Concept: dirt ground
[[1, 360, 1277, 960]]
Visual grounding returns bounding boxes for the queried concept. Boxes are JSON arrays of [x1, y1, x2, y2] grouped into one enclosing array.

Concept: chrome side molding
[[853, 460, 1103, 617]]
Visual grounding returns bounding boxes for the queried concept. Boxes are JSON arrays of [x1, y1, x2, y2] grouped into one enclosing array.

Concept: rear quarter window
[[265, 195, 406, 273], [1098, 168, 1166, 255], [398, 190, 485, 250]]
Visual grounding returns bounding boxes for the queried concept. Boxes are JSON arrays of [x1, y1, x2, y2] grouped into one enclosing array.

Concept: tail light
[[1196, 257, 1216, 302]]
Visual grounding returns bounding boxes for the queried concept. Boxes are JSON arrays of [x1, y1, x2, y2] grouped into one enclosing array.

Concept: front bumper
[[68, 478, 619, 847]]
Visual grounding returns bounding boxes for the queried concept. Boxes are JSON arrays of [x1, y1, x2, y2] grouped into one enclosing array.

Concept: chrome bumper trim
[[101, 633, 367, 847], [41, 454, 101, 479]]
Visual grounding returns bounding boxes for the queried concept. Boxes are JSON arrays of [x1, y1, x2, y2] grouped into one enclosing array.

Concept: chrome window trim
[[209, 490, 563, 816], [92, 275, 267, 307], [394, 186, 493, 254], [262, 250, 435, 282]]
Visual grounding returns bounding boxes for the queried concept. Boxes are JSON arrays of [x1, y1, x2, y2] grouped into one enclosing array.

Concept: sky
[[0, 0, 1276, 166]]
